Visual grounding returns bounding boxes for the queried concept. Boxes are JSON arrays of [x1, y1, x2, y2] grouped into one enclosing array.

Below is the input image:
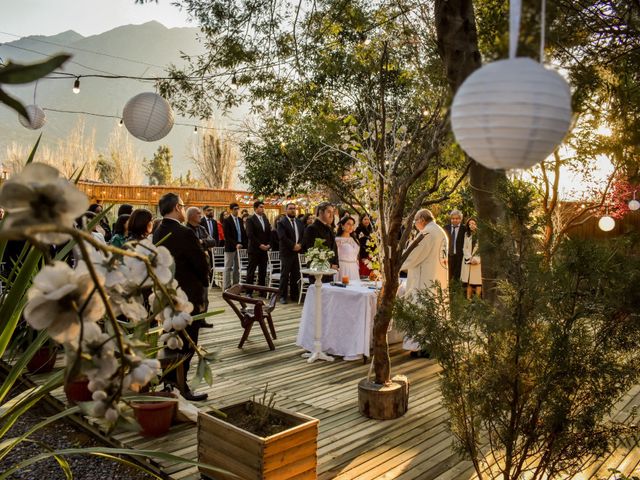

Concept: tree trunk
[[435, 0, 506, 303], [372, 273, 400, 385]]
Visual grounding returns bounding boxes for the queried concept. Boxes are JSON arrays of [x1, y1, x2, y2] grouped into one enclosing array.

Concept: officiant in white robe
[[399, 209, 449, 352]]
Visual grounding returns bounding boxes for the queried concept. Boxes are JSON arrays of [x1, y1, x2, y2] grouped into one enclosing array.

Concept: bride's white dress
[[336, 236, 361, 284]]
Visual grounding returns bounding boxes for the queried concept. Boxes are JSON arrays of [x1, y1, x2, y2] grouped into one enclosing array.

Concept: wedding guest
[[271, 214, 285, 251], [222, 202, 247, 289], [112, 204, 133, 232], [245, 200, 272, 287], [88, 203, 112, 242], [336, 216, 361, 284], [218, 211, 228, 248], [301, 213, 315, 232], [127, 208, 154, 241], [277, 203, 304, 304], [109, 214, 130, 248], [153, 193, 209, 401], [77, 211, 107, 244], [401, 208, 449, 357], [200, 206, 220, 246], [355, 214, 374, 276], [186, 206, 217, 317], [444, 209, 466, 282], [461, 217, 482, 299]]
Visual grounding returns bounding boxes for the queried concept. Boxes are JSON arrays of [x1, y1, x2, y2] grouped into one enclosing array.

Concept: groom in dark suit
[[153, 192, 209, 402], [444, 209, 466, 282], [277, 203, 304, 304]]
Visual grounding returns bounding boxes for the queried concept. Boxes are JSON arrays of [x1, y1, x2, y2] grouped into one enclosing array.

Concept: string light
[[118, 118, 123, 127], [72, 77, 80, 94], [230, 75, 238, 90], [194, 126, 198, 134]]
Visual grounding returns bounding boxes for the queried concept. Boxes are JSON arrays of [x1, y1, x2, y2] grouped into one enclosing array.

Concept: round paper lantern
[[451, 57, 572, 170], [122, 92, 174, 142], [18, 105, 46, 130], [629, 199, 640, 211], [598, 216, 615, 232]]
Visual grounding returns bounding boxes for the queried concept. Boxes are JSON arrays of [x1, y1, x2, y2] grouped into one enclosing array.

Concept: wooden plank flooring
[[43, 290, 640, 479]]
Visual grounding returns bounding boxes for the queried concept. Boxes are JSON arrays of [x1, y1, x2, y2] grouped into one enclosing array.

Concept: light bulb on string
[[230, 75, 238, 90], [72, 77, 80, 94], [118, 119, 123, 127], [628, 190, 640, 211], [194, 126, 198, 134]]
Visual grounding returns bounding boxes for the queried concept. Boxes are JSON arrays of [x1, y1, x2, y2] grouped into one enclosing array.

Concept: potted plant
[[198, 385, 319, 480], [131, 389, 178, 437]]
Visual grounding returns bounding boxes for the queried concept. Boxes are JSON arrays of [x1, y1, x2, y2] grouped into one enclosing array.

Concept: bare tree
[[105, 126, 144, 185], [189, 122, 238, 189]]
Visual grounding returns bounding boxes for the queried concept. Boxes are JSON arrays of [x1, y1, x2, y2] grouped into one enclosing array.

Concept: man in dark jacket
[[222, 202, 247, 289], [153, 193, 209, 402], [186, 206, 218, 310], [277, 203, 304, 304], [199, 205, 219, 245], [444, 209, 466, 282], [302, 201, 339, 272], [245, 200, 271, 288]]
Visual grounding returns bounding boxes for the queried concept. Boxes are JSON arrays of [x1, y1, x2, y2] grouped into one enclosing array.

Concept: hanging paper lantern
[[598, 216, 615, 232], [18, 105, 46, 130], [451, 58, 572, 170], [628, 199, 640, 211], [122, 92, 174, 142]]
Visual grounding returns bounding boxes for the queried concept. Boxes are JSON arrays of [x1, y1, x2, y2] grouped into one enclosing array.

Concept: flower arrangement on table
[[0, 162, 219, 429], [306, 238, 333, 271]]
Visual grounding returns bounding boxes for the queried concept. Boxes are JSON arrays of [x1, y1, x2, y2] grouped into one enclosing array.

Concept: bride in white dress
[[335, 216, 361, 284]]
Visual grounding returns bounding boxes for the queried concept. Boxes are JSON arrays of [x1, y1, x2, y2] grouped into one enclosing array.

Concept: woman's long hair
[[465, 217, 478, 250], [337, 216, 358, 243]]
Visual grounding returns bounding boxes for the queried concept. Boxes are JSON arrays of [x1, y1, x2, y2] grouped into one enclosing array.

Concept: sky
[[0, 0, 192, 40]]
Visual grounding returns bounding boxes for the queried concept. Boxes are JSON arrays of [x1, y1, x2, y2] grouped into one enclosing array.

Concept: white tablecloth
[[296, 284, 377, 358]]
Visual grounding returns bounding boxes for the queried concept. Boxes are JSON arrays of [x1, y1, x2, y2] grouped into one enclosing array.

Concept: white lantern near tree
[[18, 105, 46, 130], [628, 191, 640, 211], [451, 58, 572, 170], [122, 92, 174, 142], [598, 215, 615, 232], [450, 0, 573, 170]]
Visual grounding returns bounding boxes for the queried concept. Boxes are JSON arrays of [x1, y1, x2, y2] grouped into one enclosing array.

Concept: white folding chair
[[211, 247, 225, 287], [237, 248, 249, 283], [298, 253, 310, 304], [267, 250, 281, 293]]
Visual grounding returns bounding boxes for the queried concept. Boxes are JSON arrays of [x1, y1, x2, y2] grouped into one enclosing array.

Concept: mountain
[[0, 21, 246, 182]]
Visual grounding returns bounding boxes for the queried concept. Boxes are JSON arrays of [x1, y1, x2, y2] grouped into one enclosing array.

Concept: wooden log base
[[358, 375, 410, 420]]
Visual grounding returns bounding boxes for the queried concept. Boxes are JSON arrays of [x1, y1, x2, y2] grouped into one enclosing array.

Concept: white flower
[[124, 239, 173, 287], [105, 407, 119, 423], [24, 262, 105, 345], [92, 390, 108, 402], [111, 294, 148, 323], [0, 163, 89, 244], [162, 310, 192, 332], [124, 356, 161, 391], [160, 332, 183, 350]]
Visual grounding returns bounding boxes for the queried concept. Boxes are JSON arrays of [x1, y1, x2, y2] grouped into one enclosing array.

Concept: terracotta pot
[[26, 347, 57, 374], [64, 377, 92, 404], [132, 392, 177, 437]]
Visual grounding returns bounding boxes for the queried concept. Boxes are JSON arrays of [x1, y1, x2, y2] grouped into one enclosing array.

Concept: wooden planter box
[[198, 401, 319, 480]]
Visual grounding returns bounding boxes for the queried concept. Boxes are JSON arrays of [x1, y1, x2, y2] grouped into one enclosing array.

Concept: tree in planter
[[156, 0, 470, 408], [393, 181, 640, 479]]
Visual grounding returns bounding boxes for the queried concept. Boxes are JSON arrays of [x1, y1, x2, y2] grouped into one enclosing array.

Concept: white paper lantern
[[598, 216, 615, 232], [451, 57, 572, 170], [122, 92, 174, 142], [628, 199, 640, 211], [18, 104, 46, 130]]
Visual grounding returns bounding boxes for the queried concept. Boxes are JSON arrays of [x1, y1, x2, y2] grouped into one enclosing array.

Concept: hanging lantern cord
[[540, 0, 546, 63]]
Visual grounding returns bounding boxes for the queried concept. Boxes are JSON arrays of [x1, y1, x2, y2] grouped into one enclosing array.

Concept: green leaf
[[0, 246, 42, 358], [0, 87, 29, 119], [0, 55, 71, 85], [0, 447, 240, 480], [191, 308, 225, 320], [26, 133, 42, 164], [0, 329, 48, 405]]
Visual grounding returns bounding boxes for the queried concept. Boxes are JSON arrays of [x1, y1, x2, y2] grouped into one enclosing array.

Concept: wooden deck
[[47, 290, 640, 479]]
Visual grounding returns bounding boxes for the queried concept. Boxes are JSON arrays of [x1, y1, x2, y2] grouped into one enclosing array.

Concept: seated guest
[[88, 203, 112, 242], [109, 214, 130, 247], [127, 208, 154, 241], [461, 217, 482, 299], [336, 216, 361, 284]]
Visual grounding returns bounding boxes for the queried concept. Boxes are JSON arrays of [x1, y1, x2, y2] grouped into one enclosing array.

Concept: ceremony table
[[296, 283, 378, 360]]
